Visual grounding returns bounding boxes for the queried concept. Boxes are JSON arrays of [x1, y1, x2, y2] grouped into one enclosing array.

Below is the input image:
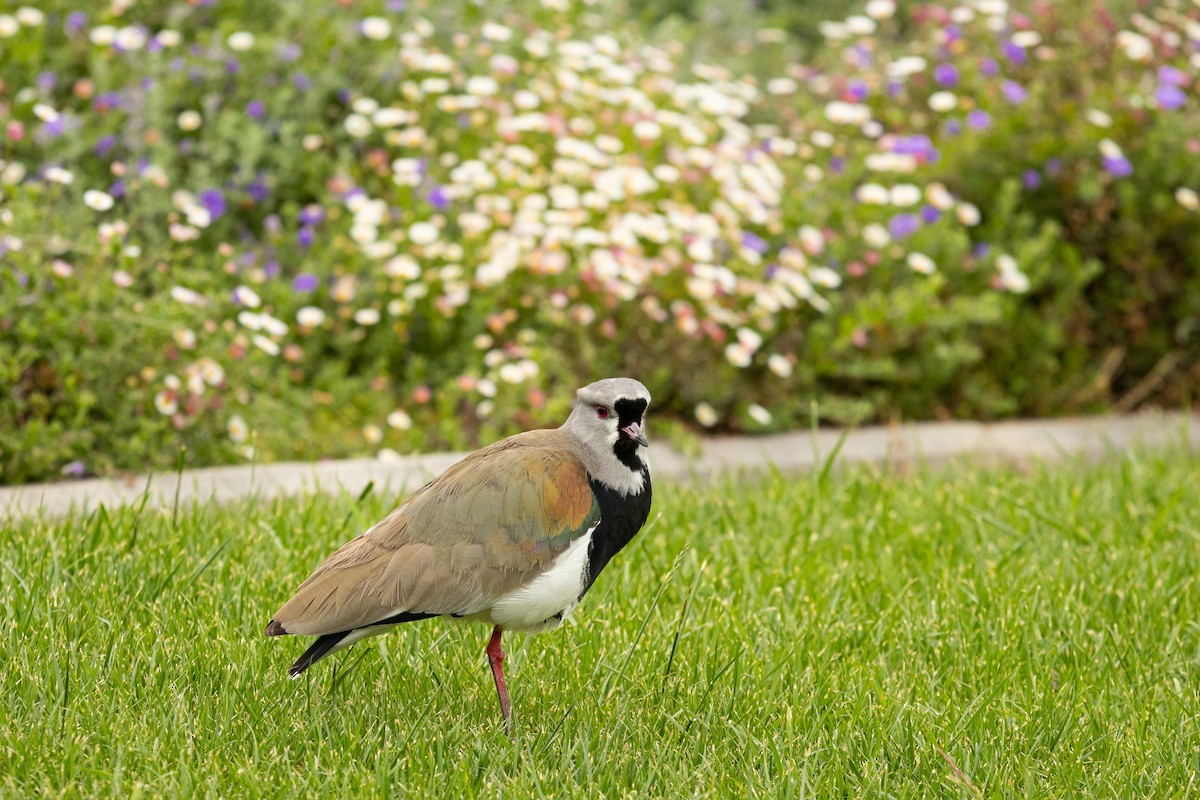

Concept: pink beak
[[621, 421, 648, 447]]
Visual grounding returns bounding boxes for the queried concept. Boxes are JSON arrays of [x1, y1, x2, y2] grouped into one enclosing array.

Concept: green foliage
[[1, 0, 1198, 483]]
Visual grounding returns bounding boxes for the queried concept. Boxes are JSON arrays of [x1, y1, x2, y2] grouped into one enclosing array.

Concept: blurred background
[[1, 0, 1196, 485]]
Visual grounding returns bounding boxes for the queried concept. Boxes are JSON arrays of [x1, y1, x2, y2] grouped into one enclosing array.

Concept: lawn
[[2, 447, 1199, 797]]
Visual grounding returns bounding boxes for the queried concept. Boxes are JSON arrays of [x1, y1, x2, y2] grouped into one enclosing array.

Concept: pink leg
[[486, 626, 512, 728]]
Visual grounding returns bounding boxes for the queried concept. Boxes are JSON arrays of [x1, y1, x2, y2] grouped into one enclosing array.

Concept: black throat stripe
[[582, 468, 652, 597]]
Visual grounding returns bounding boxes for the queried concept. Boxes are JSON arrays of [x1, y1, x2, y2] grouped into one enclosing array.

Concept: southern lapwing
[[266, 377, 653, 728]]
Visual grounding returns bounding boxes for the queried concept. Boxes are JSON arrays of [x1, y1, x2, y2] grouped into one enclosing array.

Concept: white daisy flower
[[354, 308, 381, 326], [227, 31, 255, 51], [361, 16, 392, 40], [747, 404, 773, 426], [387, 410, 413, 430], [408, 221, 439, 246], [177, 110, 202, 131], [16, 7, 44, 26], [228, 415, 249, 443], [1175, 187, 1199, 211], [907, 252, 937, 274], [767, 354, 793, 378], [296, 306, 326, 327], [84, 190, 114, 211]]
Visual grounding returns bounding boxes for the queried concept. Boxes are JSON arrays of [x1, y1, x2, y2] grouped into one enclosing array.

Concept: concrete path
[[2, 411, 1196, 521]]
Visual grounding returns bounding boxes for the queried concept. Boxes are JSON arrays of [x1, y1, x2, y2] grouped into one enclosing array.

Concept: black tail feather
[[284, 612, 438, 677], [288, 631, 351, 677]]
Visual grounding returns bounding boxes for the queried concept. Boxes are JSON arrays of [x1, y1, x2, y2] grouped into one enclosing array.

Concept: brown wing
[[268, 429, 600, 636]]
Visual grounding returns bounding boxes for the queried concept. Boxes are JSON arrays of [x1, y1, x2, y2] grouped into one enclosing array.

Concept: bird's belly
[[488, 527, 593, 633]]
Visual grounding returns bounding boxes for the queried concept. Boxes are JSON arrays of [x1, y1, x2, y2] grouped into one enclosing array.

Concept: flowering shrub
[[1, 0, 1197, 484], [786, 0, 1200, 415]]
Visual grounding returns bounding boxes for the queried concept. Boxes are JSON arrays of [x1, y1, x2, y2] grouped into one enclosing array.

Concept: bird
[[265, 377, 653, 728]]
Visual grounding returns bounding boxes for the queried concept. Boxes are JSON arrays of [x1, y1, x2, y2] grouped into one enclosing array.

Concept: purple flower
[[920, 205, 942, 224], [297, 226, 315, 249], [741, 231, 769, 254], [264, 214, 283, 234], [37, 71, 57, 94], [246, 99, 266, 119], [847, 79, 869, 101], [886, 80, 903, 97], [93, 92, 123, 112], [944, 118, 962, 136], [934, 63, 959, 87], [888, 213, 920, 239], [1157, 84, 1186, 110], [891, 134, 941, 161], [293, 273, 319, 291], [973, 242, 990, 258], [264, 260, 281, 278], [1102, 155, 1133, 177], [428, 185, 450, 210], [1002, 81, 1028, 104], [279, 43, 301, 62], [94, 135, 117, 157], [65, 11, 88, 34], [199, 189, 227, 220], [967, 109, 992, 129], [245, 177, 268, 203], [1045, 157, 1063, 176], [293, 73, 311, 91], [226, 58, 241, 75], [42, 117, 66, 138], [298, 204, 325, 226], [109, 179, 126, 199], [893, 134, 937, 159], [1022, 169, 1042, 189], [1001, 40, 1027, 64], [1159, 66, 1186, 87], [61, 460, 86, 478], [829, 156, 845, 174], [980, 58, 999, 77]]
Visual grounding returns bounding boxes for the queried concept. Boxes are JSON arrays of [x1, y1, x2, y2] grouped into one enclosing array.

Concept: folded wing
[[267, 430, 600, 636]]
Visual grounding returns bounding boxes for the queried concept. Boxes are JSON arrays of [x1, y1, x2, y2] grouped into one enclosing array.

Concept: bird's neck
[[582, 468, 653, 594]]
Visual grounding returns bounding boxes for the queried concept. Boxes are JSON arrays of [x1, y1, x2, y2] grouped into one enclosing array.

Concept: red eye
[[596, 405, 609, 419]]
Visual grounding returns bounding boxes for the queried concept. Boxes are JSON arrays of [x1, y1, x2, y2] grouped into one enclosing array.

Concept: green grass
[[3, 448, 1200, 797]]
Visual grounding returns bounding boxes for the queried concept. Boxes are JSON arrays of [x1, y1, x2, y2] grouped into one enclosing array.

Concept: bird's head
[[563, 377, 651, 479]]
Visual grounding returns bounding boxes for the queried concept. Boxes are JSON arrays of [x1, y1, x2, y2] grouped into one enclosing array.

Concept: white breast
[[489, 524, 595, 633]]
